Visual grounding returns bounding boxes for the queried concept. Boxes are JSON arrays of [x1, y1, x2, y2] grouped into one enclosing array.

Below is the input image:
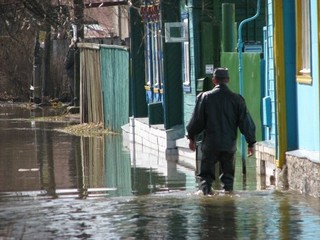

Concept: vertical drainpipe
[[147, 3, 154, 102], [237, 0, 261, 174], [157, 6, 163, 101]]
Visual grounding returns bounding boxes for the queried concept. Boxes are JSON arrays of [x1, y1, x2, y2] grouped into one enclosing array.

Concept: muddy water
[[0, 104, 319, 239]]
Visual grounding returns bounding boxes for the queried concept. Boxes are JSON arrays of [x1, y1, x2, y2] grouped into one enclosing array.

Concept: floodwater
[[0, 104, 319, 240]]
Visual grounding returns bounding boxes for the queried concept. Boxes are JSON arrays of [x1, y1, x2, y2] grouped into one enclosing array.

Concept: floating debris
[[32, 115, 71, 122], [57, 122, 117, 137]]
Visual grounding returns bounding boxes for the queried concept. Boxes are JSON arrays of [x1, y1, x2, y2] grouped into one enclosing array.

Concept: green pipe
[[237, 0, 261, 174]]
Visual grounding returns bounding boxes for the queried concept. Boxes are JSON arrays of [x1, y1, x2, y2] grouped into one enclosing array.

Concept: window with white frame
[[181, 17, 190, 88], [296, 0, 312, 84]]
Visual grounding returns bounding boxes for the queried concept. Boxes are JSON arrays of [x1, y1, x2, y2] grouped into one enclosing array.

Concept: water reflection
[[130, 143, 196, 195], [197, 197, 237, 239], [0, 104, 320, 239], [0, 104, 195, 199]]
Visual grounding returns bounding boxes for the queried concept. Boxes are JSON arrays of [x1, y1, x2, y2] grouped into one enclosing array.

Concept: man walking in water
[[186, 67, 256, 195]]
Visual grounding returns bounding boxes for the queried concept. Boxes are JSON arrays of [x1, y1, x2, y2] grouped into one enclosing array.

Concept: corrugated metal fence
[[79, 43, 103, 124], [100, 45, 129, 132], [78, 43, 129, 133]]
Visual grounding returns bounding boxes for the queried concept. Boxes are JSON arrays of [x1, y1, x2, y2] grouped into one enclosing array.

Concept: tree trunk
[[73, 0, 84, 106], [32, 30, 42, 103], [41, 24, 52, 104]]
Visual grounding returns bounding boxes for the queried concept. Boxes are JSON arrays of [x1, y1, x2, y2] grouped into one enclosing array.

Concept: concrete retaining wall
[[124, 117, 184, 161], [255, 141, 277, 189], [256, 141, 320, 198], [286, 150, 320, 198]]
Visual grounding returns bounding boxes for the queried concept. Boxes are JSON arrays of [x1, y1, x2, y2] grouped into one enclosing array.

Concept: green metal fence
[[221, 52, 263, 149], [100, 45, 129, 132]]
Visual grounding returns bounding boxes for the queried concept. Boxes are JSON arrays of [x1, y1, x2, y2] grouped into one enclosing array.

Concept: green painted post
[[222, 3, 235, 52], [129, 1, 147, 118]]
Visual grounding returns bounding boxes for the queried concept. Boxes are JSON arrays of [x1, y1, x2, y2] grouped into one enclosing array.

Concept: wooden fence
[[78, 43, 129, 132]]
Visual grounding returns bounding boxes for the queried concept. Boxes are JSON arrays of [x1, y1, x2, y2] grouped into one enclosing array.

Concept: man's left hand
[[189, 139, 196, 151], [247, 147, 254, 157]]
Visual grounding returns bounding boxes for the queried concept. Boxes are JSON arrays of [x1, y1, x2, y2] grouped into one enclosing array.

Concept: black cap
[[213, 67, 229, 79]]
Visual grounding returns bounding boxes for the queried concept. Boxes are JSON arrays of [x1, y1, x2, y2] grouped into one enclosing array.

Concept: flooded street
[[1, 104, 319, 239]]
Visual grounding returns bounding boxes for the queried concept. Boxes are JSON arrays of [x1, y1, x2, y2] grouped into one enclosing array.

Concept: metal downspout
[[237, 0, 261, 174]]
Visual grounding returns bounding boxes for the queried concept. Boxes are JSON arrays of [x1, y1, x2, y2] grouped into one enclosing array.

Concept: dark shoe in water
[[199, 180, 213, 195]]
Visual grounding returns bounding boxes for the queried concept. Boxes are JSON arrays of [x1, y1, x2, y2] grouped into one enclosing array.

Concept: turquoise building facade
[[127, 0, 319, 195], [264, 0, 320, 163], [295, 0, 320, 152]]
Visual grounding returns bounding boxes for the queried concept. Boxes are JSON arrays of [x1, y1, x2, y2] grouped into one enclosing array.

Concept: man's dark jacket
[[64, 47, 75, 79], [186, 83, 256, 152]]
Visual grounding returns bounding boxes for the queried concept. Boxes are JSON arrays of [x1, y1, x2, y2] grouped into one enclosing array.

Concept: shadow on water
[[0, 104, 319, 239]]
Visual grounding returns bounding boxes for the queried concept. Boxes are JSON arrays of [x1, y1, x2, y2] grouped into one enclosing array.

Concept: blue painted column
[[283, 1, 298, 151]]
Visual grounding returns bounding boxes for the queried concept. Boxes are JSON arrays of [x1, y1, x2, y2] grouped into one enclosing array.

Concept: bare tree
[[0, 0, 81, 101]]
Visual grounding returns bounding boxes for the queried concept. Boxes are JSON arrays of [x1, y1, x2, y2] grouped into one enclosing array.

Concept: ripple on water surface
[[0, 190, 320, 239]]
